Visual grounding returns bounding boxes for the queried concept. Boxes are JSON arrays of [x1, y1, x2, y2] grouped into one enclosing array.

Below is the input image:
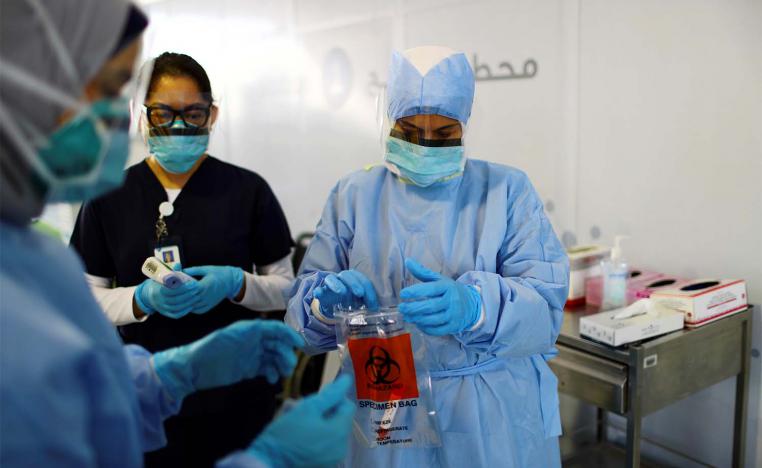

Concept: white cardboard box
[[580, 306, 684, 346], [650, 279, 747, 328]]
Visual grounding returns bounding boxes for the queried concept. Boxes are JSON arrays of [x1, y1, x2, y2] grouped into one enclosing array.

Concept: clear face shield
[[136, 64, 216, 138], [376, 86, 470, 152], [136, 79, 216, 174], [0, 37, 153, 204], [376, 86, 469, 187]]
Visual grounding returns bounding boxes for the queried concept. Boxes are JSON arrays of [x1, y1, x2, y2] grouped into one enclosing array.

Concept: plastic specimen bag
[[335, 307, 441, 448]]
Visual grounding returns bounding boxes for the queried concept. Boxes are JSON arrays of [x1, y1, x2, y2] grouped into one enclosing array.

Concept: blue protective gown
[[0, 222, 266, 468], [286, 160, 569, 468]]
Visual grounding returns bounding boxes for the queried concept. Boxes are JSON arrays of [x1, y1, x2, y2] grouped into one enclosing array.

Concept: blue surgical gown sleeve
[[129, 347, 271, 467], [453, 174, 569, 437], [286, 184, 349, 354], [455, 177, 569, 357], [123, 344, 182, 452]]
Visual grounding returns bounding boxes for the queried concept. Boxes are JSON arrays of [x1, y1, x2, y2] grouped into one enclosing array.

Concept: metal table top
[[559, 305, 753, 365]]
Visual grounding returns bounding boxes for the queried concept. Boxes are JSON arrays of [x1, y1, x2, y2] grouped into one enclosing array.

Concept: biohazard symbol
[[349, 334, 419, 401], [364, 346, 401, 385]]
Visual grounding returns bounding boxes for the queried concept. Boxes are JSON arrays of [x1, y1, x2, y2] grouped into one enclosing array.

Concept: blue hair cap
[[387, 46, 475, 124]]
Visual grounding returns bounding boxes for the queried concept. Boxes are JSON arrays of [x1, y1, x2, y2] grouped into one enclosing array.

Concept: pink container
[[585, 269, 681, 307]]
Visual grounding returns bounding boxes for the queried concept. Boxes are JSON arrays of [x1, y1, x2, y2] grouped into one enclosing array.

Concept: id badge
[[153, 235, 183, 269]]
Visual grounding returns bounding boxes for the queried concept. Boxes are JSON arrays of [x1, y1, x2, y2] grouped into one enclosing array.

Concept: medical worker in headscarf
[[286, 45, 570, 467], [0, 1, 353, 467]]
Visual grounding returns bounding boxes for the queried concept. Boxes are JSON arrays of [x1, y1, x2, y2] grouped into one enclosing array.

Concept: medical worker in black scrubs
[[70, 52, 294, 467]]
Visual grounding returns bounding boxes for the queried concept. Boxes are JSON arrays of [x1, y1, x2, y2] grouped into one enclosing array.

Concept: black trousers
[[145, 379, 277, 468]]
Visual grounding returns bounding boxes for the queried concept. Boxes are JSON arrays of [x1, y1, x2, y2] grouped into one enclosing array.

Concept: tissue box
[[650, 279, 748, 327], [580, 307, 684, 346]]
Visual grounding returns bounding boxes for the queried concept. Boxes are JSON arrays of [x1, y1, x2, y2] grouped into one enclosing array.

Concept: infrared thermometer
[[141, 256, 193, 289]]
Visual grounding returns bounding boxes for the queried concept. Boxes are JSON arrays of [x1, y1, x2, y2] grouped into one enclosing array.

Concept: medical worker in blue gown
[[0, 1, 354, 467], [286, 45, 570, 468]]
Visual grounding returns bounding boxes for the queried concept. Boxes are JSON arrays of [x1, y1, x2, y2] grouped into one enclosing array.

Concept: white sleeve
[[231, 254, 295, 312], [86, 274, 148, 326]]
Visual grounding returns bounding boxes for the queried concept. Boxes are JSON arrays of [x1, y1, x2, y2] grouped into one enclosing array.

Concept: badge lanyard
[[155, 201, 173, 243], [154, 201, 182, 268]]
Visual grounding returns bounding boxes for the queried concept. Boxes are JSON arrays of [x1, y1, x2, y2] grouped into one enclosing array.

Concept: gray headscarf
[[0, 0, 132, 224]]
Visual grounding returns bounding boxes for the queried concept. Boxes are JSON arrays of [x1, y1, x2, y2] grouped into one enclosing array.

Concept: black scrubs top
[[71, 156, 293, 467]]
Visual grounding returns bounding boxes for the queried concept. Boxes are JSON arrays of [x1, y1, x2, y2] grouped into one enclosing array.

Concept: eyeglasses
[[144, 104, 211, 128], [389, 129, 462, 147]]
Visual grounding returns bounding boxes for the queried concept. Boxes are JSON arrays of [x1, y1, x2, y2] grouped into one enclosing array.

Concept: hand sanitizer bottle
[[601, 236, 629, 310]]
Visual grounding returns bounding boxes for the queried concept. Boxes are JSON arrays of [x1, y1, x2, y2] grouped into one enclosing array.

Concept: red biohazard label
[[348, 333, 419, 402]]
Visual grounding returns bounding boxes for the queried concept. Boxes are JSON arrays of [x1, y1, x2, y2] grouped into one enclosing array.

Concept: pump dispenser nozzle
[[611, 235, 630, 261]]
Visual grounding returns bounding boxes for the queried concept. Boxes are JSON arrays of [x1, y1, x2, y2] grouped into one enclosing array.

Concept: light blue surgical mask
[[147, 121, 209, 174], [38, 97, 131, 202], [384, 136, 465, 187]]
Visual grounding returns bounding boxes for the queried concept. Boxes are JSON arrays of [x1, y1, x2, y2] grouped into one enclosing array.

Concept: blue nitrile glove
[[183, 265, 244, 314], [248, 375, 355, 468], [313, 270, 380, 319], [398, 258, 482, 336], [135, 276, 200, 319], [152, 320, 304, 402]]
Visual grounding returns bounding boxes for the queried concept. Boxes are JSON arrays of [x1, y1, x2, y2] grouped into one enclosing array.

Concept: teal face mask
[[147, 121, 209, 174], [38, 97, 131, 202], [384, 136, 465, 187]]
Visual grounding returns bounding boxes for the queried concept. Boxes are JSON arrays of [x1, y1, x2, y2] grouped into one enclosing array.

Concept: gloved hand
[[135, 277, 200, 319], [398, 258, 482, 336], [183, 265, 244, 314], [313, 270, 380, 319], [152, 320, 304, 402], [248, 375, 355, 468]]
